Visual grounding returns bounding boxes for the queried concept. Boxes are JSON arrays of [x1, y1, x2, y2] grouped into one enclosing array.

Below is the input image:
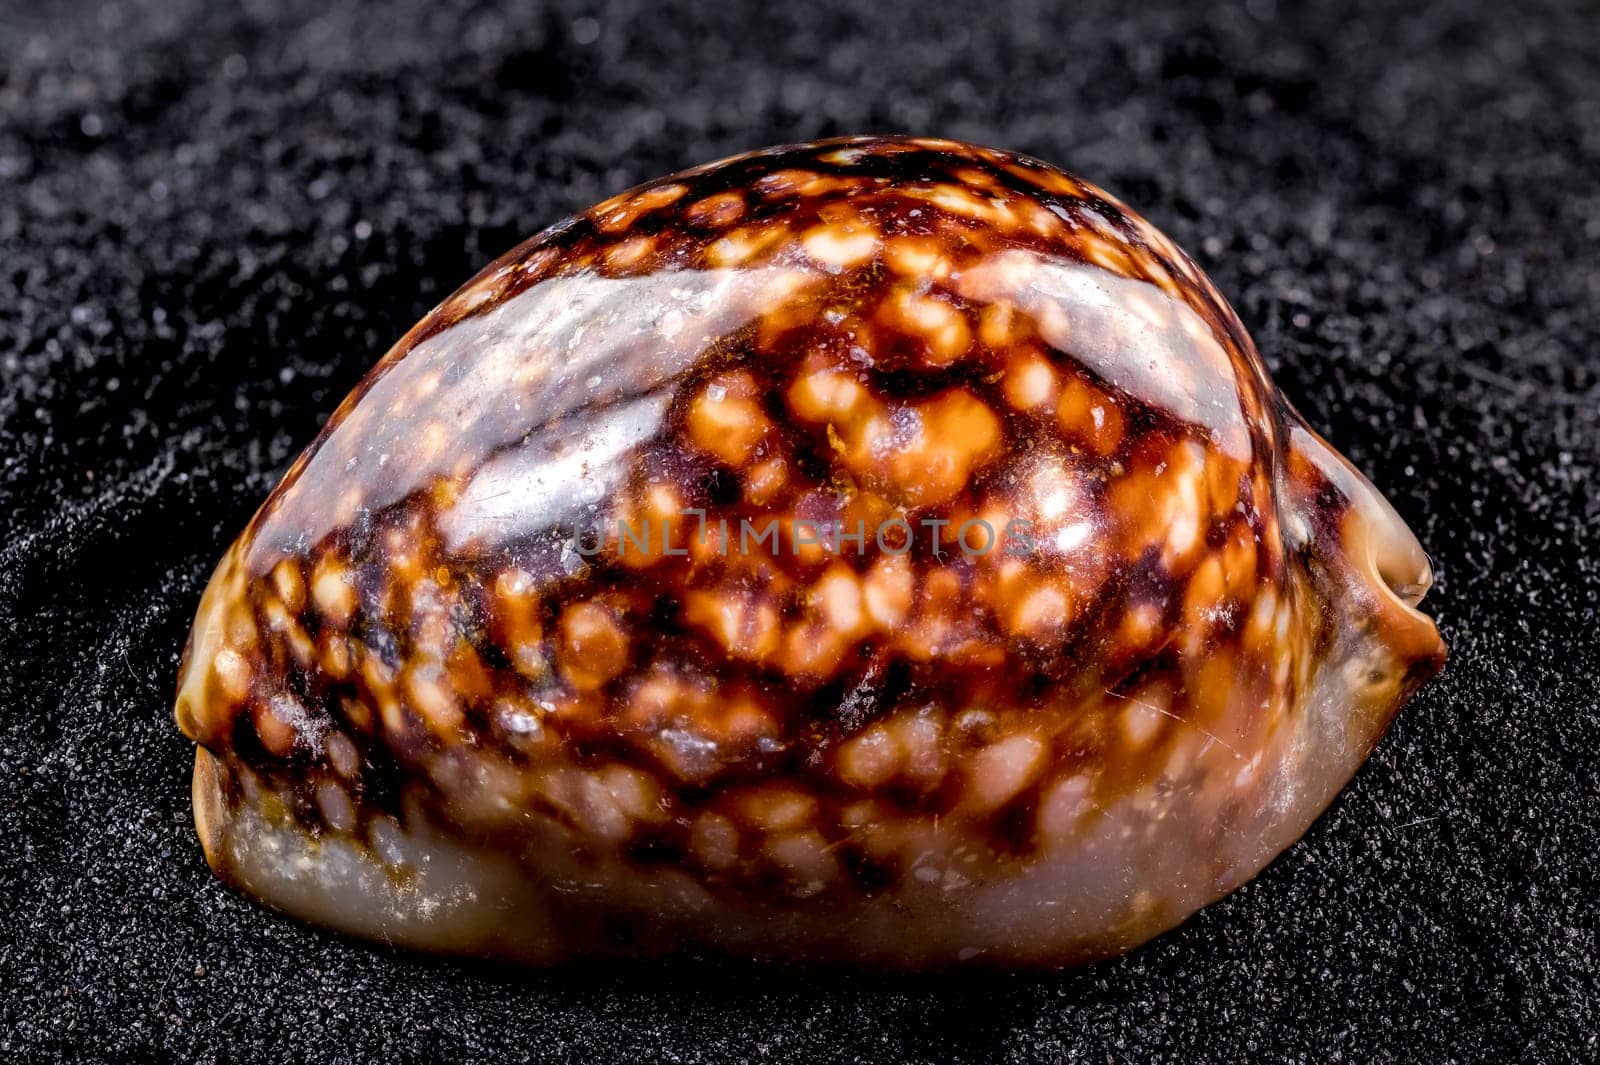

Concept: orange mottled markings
[[779, 562, 869, 679], [787, 363, 872, 424], [895, 568, 961, 663], [1001, 160, 1085, 198], [885, 709, 948, 792], [704, 223, 792, 268], [960, 732, 1048, 816], [1078, 229, 1137, 277], [491, 568, 548, 679], [609, 478, 689, 569], [764, 830, 841, 897], [683, 190, 746, 228], [339, 692, 373, 736], [707, 692, 778, 746], [684, 585, 781, 664], [251, 699, 298, 758], [754, 169, 844, 198], [1205, 452, 1245, 514], [879, 284, 971, 366], [689, 812, 741, 871], [1160, 442, 1211, 572], [270, 560, 305, 613], [906, 182, 1004, 226], [1001, 579, 1078, 644], [866, 390, 1001, 508], [602, 234, 656, 273], [1055, 374, 1124, 456], [836, 723, 902, 790], [1106, 602, 1166, 672], [446, 641, 495, 706], [733, 787, 817, 832], [405, 662, 465, 735], [317, 630, 351, 680], [1117, 682, 1171, 754], [1002, 349, 1059, 411], [263, 597, 314, 669], [743, 455, 789, 505], [977, 299, 1032, 351], [211, 647, 252, 705], [592, 182, 689, 233], [1185, 650, 1243, 748], [800, 222, 879, 271], [1107, 439, 1212, 575], [311, 556, 356, 626], [620, 668, 697, 731], [883, 236, 953, 280], [559, 601, 631, 691], [1220, 522, 1259, 601], [1036, 772, 1094, 846], [814, 562, 865, 633], [794, 368, 1002, 508], [687, 371, 771, 467], [862, 553, 914, 629], [1180, 555, 1227, 657]]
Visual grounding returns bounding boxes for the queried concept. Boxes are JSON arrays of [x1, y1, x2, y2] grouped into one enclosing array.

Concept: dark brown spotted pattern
[[175, 137, 1445, 968]]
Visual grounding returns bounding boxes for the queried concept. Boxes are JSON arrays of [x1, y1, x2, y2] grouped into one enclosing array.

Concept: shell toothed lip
[[175, 135, 1445, 969]]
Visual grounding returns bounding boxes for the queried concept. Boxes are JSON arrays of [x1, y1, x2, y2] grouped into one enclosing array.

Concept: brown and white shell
[[175, 136, 1445, 968]]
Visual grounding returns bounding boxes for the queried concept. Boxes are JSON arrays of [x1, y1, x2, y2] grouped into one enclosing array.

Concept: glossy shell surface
[[176, 136, 1445, 968]]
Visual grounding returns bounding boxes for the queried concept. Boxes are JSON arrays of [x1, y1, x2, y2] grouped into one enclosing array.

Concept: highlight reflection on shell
[[175, 136, 1445, 968]]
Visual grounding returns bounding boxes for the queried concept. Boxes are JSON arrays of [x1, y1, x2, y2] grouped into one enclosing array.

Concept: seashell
[[174, 137, 1445, 968]]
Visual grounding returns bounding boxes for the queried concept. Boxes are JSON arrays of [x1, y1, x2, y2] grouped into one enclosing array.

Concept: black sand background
[[2, 0, 1596, 1059]]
